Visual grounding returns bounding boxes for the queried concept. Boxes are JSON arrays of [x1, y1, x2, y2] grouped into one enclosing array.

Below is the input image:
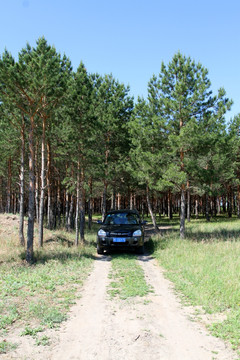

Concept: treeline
[[0, 37, 239, 262]]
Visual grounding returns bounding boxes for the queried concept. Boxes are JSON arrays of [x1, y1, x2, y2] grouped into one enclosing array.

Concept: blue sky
[[1, 0, 240, 121]]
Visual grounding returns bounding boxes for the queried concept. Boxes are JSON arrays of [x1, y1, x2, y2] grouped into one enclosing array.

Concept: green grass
[[108, 254, 152, 299], [0, 216, 96, 337], [150, 216, 240, 353], [0, 340, 17, 354]]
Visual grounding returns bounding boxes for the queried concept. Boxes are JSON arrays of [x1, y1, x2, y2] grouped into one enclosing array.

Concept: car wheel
[[97, 244, 104, 255], [137, 245, 144, 255]]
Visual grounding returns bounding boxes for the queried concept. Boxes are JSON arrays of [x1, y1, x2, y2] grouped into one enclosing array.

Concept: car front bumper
[[97, 236, 144, 250]]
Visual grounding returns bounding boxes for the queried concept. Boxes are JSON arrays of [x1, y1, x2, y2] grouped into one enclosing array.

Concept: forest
[[0, 37, 239, 263]]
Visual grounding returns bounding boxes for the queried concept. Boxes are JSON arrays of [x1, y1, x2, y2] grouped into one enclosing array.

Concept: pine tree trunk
[[187, 191, 190, 222], [194, 197, 198, 219], [7, 157, 11, 213], [168, 189, 173, 220], [65, 191, 69, 231], [228, 186, 232, 218], [102, 181, 107, 221], [117, 193, 121, 210], [39, 117, 46, 247], [12, 191, 17, 214], [88, 177, 93, 230], [35, 141, 39, 224], [237, 185, 240, 219], [180, 187, 185, 239], [75, 164, 80, 246], [19, 124, 25, 247], [111, 184, 116, 210], [217, 196, 221, 215], [47, 142, 54, 229], [146, 185, 159, 231], [57, 178, 61, 227], [162, 197, 166, 217], [26, 116, 35, 263], [68, 194, 74, 230], [133, 193, 136, 209], [0, 176, 3, 213], [205, 194, 210, 222], [222, 196, 226, 213], [130, 191, 133, 210], [80, 167, 85, 243]]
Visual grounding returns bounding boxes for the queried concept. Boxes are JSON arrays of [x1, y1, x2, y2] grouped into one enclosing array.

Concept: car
[[96, 209, 147, 255]]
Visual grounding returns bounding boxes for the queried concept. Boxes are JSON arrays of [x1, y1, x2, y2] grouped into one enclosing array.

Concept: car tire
[[97, 244, 104, 255], [137, 245, 144, 255]]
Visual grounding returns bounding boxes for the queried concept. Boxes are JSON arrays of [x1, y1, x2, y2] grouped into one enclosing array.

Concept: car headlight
[[133, 229, 142, 236], [98, 229, 107, 237]]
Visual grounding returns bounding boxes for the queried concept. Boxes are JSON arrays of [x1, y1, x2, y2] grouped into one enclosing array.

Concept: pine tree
[[147, 52, 232, 237], [92, 74, 133, 219]]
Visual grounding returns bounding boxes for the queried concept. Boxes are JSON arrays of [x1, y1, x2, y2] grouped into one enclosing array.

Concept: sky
[[1, 0, 240, 122]]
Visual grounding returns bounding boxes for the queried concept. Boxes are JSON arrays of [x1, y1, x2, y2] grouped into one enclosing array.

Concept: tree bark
[[38, 116, 46, 247], [7, 157, 11, 213], [19, 122, 25, 247], [111, 184, 116, 210], [26, 116, 35, 263], [47, 141, 54, 229], [195, 197, 199, 219], [130, 190, 133, 210], [146, 185, 159, 231], [57, 178, 61, 227], [228, 186, 232, 218], [180, 187, 185, 238], [88, 177, 93, 230], [168, 189, 173, 220], [35, 140, 39, 224], [0, 176, 3, 213], [102, 180, 107, 221], [68, 194, 74, 230], [205, 194, 210, 222], [65, 191, 69, 231], [238, 185, 240, 219], [117, 193, 121, 210], [187, 181, 191, 222], [75, 161, 80, 246], [79, 167, 85, 243]]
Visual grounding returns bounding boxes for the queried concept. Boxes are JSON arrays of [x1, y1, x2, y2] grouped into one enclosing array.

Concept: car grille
[[109, 231, 132, 237]]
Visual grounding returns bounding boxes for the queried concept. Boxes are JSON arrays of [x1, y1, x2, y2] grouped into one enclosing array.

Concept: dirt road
[[8, 251, 237, 360]]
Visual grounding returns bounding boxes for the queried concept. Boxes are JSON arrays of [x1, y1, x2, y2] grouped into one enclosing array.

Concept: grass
[[0, 340, 17, 354], [149, 215, 240, 353], [108, 253, 152, 299], [0, 214, 96, 339]]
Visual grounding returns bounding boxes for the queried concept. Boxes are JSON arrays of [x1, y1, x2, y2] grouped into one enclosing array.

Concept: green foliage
[[35, 335, 50, 346], [21, 326, 44, 337]]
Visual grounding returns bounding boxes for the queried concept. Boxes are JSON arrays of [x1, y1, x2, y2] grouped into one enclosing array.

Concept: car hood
[[100, 224, 141, 234]]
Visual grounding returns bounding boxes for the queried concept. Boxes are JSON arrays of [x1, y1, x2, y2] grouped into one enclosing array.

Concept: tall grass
[[150, 216, 240, 352]]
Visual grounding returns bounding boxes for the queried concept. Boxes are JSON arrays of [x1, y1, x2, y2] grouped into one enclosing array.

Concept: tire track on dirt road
[[11, 251, 237, 360], [137, 255, 238, 360], [49, 253, 237, 360]]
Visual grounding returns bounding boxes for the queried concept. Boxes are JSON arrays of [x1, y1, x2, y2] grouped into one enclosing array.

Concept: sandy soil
[[4, 254, 238, 360]]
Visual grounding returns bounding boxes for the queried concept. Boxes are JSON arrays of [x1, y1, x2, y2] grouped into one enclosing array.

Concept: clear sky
[[1, 0, 240, 121]]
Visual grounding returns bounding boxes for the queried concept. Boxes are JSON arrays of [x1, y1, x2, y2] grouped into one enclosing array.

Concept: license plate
[[113, 237, 126, 243]]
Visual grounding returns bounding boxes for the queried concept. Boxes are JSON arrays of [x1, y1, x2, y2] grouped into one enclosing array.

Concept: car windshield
[[104, 212, 140, 225]]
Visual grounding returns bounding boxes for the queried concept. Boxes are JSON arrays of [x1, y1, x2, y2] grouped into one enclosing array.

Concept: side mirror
[[97, 220, 103, 224]]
